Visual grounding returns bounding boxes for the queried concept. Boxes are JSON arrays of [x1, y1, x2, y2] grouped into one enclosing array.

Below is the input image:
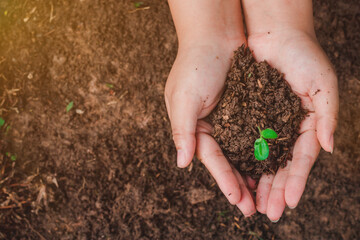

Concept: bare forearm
[[168, 0, 245, 46], [242, 0, 315, 37]]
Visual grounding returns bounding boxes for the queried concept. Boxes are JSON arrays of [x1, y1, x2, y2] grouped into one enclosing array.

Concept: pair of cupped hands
[[164, 28, 338, 222]]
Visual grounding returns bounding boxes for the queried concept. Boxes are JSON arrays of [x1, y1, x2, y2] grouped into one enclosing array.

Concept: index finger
[[195, 127, 241, 205]]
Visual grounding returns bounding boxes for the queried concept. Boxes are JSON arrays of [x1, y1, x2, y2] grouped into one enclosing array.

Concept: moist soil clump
[[210, 45, 306, 179]]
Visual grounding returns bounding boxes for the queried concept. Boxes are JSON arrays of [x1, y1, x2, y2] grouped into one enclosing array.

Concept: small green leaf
[[261, 128, 278, 139], [254, 138, 269, 161], [0, 117, 4, 127], [5, 125, 11, 135], [10, 155, 16, 161], [105, 83, 114, 89], [5, 152, 10, 157], [66, 101, 74, 112], [218, 211, 227, 217], [134, 2, 144, 8], [248, 73, 252, 78]]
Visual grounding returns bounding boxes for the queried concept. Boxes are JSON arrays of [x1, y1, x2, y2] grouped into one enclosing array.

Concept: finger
[[196, 120, 213, 134], [196, 131, 241, 205], [311, 69, 339, 153], [266, 162, 292, 222], [169, 93, 202, 168], [233, 170, 257, 217], [298, 109, 316, 134], [246, 176, 257, 191], [256, 174, 274, 214], [285, 129, 320, 208]]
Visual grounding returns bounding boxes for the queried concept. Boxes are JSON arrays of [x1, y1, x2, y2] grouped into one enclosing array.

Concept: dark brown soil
[[0, 0, 359, 239], [210, 46, 305, 179]]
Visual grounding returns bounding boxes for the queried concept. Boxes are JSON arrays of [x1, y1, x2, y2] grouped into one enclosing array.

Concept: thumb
[[168, 93, 202, 168], [312, 75, 339, 153]]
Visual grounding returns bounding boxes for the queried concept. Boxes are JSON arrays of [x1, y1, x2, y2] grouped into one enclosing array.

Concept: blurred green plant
[[134, 2, 144, 8], [0, 117, 4, 127], [106, 83, 114, 89], [66, 101, 74, 112]]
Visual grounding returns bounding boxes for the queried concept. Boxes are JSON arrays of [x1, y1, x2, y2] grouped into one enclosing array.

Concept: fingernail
[[177, 149, 186, 168], [271, 218, 280, 223], [329, 134, 334, 154], [288, 205, 297, 209]]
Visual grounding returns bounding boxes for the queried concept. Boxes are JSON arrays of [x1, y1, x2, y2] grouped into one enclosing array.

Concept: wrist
[[248, 28, 317, 46], [169, 0, 246, 51], [178, 34, 246, 55], [243, 0, 316, 38]]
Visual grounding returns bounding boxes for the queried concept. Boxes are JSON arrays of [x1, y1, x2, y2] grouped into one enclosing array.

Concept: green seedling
[[5, 125, 10, 135], [254, 127, 278, 161], [134, 2, 144, 8], [66, 101, 74, 112], [105, 83, 114, 89], [5, 152, 16, 161], [0, 117, 4, 127]]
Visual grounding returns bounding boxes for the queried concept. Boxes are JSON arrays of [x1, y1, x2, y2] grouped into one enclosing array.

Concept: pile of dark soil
[[0, 0, 359, 239], [210, 46, 306, 179]]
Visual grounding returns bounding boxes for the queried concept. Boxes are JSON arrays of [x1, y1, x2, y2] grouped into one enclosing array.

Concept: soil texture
[[210, 46, 305, 179], [0, 0, 359, 239]]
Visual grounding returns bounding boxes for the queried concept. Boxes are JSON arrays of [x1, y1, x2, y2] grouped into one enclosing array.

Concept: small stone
[[76, 109, 84, 114]]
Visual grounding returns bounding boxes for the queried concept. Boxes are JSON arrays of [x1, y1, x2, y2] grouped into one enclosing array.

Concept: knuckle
[[317, 114, 338, 126], [288, 172, 307, 183], [171, 128, 194, 146], [292, 153, 315, 173], [171, 130, 184, 144], [302, 153, 315, 169]]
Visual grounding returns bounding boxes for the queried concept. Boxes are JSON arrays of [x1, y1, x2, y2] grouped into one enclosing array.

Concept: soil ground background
[[0, 0, 359, 239]]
